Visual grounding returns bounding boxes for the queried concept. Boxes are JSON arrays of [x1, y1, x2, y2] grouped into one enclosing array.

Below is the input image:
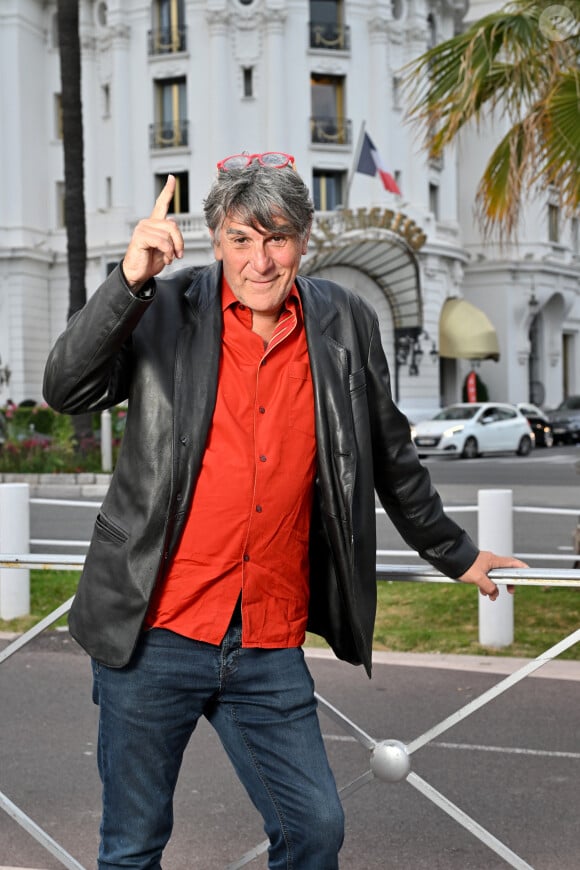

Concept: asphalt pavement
[[1, 632, 579, 870]]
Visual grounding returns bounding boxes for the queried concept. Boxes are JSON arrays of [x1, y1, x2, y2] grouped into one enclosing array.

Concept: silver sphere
[[370, 739, 411, 782]]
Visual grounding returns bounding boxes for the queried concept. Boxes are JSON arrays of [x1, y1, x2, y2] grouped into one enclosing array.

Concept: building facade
[[0, 0, 578, 420]]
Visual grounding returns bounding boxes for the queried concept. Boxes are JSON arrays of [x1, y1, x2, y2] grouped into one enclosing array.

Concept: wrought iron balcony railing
[[309, 21, 351, 51], [310, 116, 352, 146], [149, 119, 189, 150], [148, 26, 187, 55]]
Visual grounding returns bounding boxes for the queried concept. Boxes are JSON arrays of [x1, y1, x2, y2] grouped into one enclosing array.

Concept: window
[[54, 94, 63, 139], [150, 0, 186, 54], [312, 169, 345, 211], [310, 74, 350, 145], [51, 12, 59, 49], [96, 1, 108, 27], [56, 181, 65, 228], [309, 0, 349, 51], [391, 0, 404, 20], [105, 177, 112, 209], [102, 83, 111, 118], [427, 12, 437, 49], [155, 171, 189, 214], [392, 75, 402, 111], [548, 203, 560, 243], [429, 182, 439, 220], [152, 78, 188, 148], [242, 67, 254, 98], [571, 217, 579, 254]]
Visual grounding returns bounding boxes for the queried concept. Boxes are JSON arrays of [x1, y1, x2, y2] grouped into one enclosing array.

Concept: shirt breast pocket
[[288, 362, 315, 438]]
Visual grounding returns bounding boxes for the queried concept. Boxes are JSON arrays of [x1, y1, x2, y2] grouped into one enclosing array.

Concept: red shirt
[[146, 278, 316, 647]]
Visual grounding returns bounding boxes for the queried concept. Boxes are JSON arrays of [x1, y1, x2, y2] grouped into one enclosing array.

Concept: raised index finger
[[150, 174, 176, 220]]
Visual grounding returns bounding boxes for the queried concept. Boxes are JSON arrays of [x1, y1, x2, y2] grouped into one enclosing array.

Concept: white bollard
[[477, 489, 514, 647], [101, 409, 113, 472], [0, 483, 30, 619]]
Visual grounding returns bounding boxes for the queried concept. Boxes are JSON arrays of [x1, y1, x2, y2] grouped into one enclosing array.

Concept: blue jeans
[[91, 616, 344, 869]]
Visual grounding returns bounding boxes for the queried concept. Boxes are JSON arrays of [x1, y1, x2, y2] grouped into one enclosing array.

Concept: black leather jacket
[[43, 263, 478, 675]]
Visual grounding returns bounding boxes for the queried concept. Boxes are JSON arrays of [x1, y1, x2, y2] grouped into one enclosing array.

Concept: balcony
[[310, 116, 352, 146], [309, 21, 350, 51], [148, 26, 187, 56], [149, 119, 189, 150]]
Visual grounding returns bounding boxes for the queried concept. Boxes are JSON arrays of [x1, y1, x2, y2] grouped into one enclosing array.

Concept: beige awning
[[439, 298, 500, 362]]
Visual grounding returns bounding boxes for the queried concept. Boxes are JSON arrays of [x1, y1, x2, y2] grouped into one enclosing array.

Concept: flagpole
[[344, 120, 366, 209]]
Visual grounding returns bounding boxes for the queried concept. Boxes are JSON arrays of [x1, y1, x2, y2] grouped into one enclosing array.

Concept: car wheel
[[543, 430, 554, 448], [517, 435, 533, 456], [461, 437, 478, 459]]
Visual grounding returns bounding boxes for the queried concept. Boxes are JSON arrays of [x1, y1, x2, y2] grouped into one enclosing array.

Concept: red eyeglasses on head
[[217, 152, 295, 171]]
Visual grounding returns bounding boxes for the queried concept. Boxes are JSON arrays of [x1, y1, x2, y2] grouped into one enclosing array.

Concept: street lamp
[[393, 328, 438, 402]]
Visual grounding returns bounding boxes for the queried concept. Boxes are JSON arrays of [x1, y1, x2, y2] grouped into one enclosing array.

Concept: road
[[1, 633, 580, 870], [28, 445, 580, 565]]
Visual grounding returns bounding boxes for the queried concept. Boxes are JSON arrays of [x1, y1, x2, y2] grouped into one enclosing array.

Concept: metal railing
[[149, 119, 189, 149], [308, 21, 351, 51], [310, 115, 352, 146], [147, 26, 187, 55]]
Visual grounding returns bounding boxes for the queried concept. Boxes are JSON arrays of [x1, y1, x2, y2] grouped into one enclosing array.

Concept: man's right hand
[[122, 175, 185, 292]]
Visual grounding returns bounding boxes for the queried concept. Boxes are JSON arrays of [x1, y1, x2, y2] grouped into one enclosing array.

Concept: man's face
[[212, 214, 309, 317]]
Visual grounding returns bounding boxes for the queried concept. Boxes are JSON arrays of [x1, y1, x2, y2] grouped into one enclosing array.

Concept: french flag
[[356, 132, 401, 195]]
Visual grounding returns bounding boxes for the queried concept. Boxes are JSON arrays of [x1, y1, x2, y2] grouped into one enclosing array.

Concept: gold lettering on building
[[311, 207, 426, 251]]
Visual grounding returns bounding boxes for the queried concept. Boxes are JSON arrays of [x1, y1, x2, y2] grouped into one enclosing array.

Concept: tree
[[403, 0, 580, 238], [57, 0, 92, 442]]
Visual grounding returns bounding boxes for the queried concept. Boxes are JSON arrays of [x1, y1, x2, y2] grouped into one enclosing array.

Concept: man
[[43, 155, 523, 869]]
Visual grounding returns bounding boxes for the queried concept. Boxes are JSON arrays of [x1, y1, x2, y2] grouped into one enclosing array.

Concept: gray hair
[[203, 163, 314, 241]]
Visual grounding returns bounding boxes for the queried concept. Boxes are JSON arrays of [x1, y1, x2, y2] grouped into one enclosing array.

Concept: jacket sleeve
[[43, 265, 155, 415], [364, 310, 479, 579]]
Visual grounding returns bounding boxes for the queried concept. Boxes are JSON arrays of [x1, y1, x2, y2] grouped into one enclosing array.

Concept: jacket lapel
[[298, 276, 356, 516]]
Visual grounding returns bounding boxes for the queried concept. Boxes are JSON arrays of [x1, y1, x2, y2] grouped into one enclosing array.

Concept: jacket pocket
[[349, 367, 367, 395], [94, 512, 129, 545]]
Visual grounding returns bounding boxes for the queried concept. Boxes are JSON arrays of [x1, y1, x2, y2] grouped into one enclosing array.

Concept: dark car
[[547, 396, 580, 445], [515, 403, 554, 448]]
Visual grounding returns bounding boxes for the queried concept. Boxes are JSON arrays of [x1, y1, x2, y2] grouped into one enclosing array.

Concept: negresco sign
[[312, 207, 427, 251]]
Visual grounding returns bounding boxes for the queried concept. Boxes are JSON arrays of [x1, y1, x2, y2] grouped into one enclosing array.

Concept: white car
[[411, 402, 535, 459]]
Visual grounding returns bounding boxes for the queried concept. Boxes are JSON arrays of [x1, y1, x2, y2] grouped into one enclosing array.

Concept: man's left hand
[[458, 551, 527, 600]]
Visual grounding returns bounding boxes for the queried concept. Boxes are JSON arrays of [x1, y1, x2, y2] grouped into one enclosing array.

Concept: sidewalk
[[0, 473, 111, 499], [306, 646, 580, 681]]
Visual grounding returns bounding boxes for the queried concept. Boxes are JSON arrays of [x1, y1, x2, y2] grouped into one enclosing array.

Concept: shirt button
[[243, 554, 250, 562], [259, 406, 266, 414], [256, 505, 263, 513], [259, 455, 267, 462], [180, 435, 188, 445]]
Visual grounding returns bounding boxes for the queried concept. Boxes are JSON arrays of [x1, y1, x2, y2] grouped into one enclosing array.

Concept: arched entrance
[[303, 217, 424, 402]]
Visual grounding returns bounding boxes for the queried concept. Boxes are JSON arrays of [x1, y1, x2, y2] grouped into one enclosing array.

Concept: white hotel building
[[0, 0, 578, 421]]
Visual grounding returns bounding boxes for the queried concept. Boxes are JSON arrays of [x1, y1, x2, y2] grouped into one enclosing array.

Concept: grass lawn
[[1, 570, 578, 660]]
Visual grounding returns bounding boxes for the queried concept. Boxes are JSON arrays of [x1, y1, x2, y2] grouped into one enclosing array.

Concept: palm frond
[[403, 0, 580, 237]]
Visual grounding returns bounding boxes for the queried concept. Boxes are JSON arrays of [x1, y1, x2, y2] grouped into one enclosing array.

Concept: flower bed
[[0, 402, 126, 473]]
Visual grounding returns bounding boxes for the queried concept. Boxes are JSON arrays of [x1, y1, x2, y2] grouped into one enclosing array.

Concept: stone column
[[264, 5, 288, 148], [206, 6, 231, 159]]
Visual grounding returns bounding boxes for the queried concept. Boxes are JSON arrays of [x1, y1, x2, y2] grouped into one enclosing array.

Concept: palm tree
[[57, 0, 87, 320], [403, 0, 580, 238], [57, 0, 92, 441]]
